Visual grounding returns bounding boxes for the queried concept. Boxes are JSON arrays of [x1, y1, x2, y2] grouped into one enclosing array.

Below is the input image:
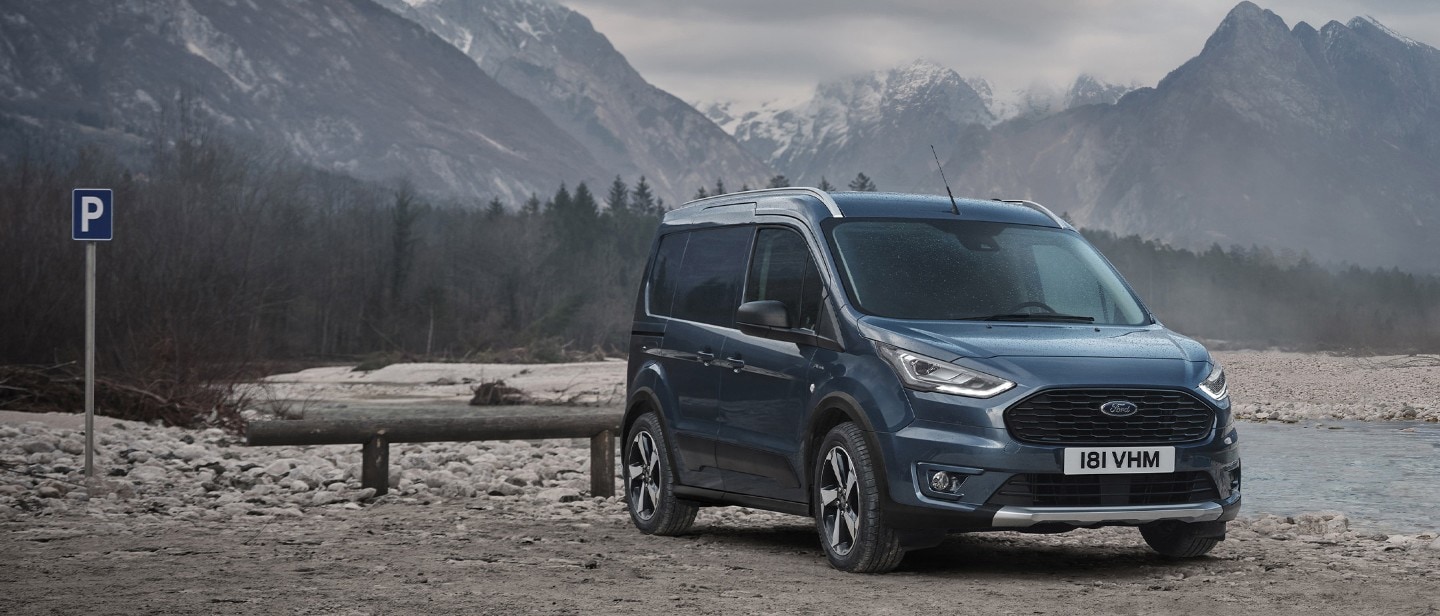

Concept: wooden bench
[[246, 409, 622, 497]]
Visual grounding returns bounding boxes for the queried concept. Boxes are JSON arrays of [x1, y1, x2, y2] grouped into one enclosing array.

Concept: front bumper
[[991, 502, 1225, 528], [873, 417, 1242, 532]]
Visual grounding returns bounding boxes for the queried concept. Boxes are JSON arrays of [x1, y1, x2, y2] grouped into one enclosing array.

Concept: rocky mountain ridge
[[701, 3, 1440, 271], [0, 0, 610, 203], [953, 1, 1440, 270], [377, 0, 772, 204]]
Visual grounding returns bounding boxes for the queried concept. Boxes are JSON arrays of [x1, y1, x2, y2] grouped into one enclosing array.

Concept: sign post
[[72, 188, 113, 489]]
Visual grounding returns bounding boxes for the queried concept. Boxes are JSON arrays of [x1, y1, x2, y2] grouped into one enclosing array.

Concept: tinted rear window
[[660, 226, 753, 326]]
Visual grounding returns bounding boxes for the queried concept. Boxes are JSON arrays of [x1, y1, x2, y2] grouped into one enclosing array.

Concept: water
[[1239, 421, 1440, 534]]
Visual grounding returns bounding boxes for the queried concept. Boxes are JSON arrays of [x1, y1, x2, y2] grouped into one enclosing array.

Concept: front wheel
[[813, 422, 905, 573], [624, 412, 697, 536], [1140, 520, 1225, 558]]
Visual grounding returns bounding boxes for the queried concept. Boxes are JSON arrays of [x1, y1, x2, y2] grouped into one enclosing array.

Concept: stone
[[37, 486, 62, 498], [487, 482, 523, 497], [537, 488, 582, 503], [20, 440, 55, 454], [264, 459, 297, 476], [128, 465, 169, 482], [311, 492, 346, 506], [175, 445, 208, 462]]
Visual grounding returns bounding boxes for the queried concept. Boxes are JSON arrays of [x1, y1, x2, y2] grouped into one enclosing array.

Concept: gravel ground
[[1217, 351, 1440, 423], [3, 351, 1440, 614]]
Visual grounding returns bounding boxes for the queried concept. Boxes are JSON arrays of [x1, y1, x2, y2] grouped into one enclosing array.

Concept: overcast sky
[[562, 0, 1440, 108]]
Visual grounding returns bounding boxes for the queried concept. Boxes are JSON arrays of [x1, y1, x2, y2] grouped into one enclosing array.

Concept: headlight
[[874, 342, 1014, 398], [1199, 364, 1228, 401]]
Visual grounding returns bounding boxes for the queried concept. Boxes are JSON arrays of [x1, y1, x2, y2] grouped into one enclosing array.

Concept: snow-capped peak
[[1348, 15, 1426, 49]]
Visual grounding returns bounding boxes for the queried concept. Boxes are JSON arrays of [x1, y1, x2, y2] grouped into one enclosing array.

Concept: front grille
[[988, 472, 1219, 507], [1005, 389, 1214, 445]]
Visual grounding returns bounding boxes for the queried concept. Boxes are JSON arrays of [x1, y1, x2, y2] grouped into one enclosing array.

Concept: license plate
[[1063, 447, 1175, 475]]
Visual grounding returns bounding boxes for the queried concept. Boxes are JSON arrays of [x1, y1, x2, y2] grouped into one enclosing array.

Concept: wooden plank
[[589, 429, 614, 498], [361, 434, 389, 496], [246, 410, 622, 446]]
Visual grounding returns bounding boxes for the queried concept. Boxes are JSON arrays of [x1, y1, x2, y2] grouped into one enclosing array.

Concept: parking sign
[[72, 188, 113, 241]]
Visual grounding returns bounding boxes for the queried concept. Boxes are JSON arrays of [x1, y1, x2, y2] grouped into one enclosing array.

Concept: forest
[[3, 132, 1440, 387]]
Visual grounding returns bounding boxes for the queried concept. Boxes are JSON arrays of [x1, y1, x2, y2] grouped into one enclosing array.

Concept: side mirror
[[736, 300, 790, 329]]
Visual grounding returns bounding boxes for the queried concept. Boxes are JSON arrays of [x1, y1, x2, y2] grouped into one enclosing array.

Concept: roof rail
[[993, 199, 1070, 229], [680, 187, 843, 218]]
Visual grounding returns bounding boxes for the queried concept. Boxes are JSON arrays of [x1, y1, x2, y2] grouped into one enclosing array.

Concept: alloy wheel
[[819, 445, 860, 556], [626, 431, 661, 521]]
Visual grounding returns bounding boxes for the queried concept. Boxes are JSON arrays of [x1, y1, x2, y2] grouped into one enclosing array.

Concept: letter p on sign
[[72, 188, 113, 241]]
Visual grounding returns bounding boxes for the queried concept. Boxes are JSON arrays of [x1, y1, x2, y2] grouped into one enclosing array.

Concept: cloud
[[561, 0, 1440, 107]]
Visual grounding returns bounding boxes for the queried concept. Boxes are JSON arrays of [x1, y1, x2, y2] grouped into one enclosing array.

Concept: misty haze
[[1, 0, 1437, 613]]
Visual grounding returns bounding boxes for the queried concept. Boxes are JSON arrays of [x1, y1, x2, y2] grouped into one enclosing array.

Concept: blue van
[[622, 189, 1240, 573]]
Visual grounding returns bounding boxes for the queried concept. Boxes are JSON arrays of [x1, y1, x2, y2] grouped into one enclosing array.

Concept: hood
[[857, 317, 1210, 363]]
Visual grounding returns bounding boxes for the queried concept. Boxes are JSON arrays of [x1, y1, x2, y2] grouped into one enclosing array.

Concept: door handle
[[726, 357, 746, 373], [696, 350, 715, 365]]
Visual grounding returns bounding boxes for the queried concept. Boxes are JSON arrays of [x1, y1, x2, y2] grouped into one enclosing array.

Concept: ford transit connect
[[622, 188, 1241, 573]]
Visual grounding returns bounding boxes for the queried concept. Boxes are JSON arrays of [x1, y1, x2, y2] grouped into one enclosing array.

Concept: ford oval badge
[[1100, 400, 1139, 417]]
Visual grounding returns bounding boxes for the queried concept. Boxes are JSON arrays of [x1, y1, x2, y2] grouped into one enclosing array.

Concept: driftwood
[[0, 363, 246, 433], [468, 379, 530, 406]]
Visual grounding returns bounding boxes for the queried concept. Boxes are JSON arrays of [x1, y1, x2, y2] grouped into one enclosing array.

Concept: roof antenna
[[931, 145, 960, 215]]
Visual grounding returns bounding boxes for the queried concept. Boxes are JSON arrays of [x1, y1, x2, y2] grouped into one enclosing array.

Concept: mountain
[[376, 0, 771, 204], [714, 60, 993, 191], [1064, 74, 1137, 109], [962, 77, 1063, 123], [710, 65, 1141, 193], [0, 0, 606, 203], [955, 1, 1440, 271]]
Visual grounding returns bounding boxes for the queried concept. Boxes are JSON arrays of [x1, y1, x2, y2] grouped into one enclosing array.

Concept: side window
[[670, 226, 753, 326], [744, 228, 823, 330], [647, 232, 688, 316]]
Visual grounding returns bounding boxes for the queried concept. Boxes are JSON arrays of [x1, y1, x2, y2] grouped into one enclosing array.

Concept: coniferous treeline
[[1083, 230, 1440, 351], [0, 137, 663, 374], [3, 135, 1439, 379]]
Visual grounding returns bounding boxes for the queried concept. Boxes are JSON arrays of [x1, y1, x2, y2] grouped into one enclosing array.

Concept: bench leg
[[362, 434, 390, 496], [590, 429, 614, 498]]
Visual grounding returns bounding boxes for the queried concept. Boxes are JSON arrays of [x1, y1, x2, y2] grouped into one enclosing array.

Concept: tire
[[813, 422, 905, 573], [1140, 520, 1224, 558], [623, 412, 697, 536]]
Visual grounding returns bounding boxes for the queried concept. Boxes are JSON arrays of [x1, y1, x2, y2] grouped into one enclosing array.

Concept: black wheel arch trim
[[803, 391, 893, 516]]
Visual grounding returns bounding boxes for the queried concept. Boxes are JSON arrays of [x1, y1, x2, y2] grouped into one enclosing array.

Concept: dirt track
[[5, 495, 1439, 615]]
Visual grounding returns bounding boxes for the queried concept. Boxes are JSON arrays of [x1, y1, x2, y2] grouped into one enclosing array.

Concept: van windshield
[[825, 220, 1149, 325]]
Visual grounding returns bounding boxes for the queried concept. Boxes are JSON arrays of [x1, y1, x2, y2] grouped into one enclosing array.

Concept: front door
[[715, 226, 826, 502]]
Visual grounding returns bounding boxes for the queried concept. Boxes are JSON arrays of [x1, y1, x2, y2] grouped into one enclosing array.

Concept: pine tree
[[486, 197, 505, 219], [818, 176, 835, 191], [548, 183, 572, 214], [848, 172, 877, 192], [740, 183, 751, 192], [523, 193, 541, 217], [631, 176, 655, 213], [766, 174, 790, 188], [573, 182, 598, 219], [605, 175, 629, 213], [695, 186, 709, 199], [714, 178, 726, 196]]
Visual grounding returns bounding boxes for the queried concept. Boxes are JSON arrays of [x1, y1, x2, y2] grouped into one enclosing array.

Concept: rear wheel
[[813, 422, 905, 573], [1140, 520, 1225, 558], [624, 412, 697, 536]]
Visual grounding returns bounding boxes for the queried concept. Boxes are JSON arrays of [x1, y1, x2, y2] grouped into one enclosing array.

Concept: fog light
[[929, 471, 952, 492]]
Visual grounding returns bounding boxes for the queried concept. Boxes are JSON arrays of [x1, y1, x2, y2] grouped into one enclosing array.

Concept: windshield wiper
[[965, 313, 1096, 323]]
